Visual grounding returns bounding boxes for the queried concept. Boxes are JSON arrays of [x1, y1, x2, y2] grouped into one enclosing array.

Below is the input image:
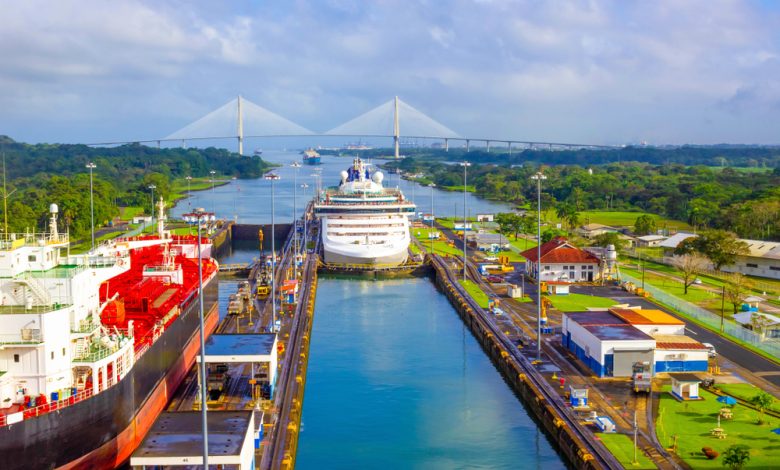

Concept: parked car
[[702, 342, 717, 358], [486, 275, 504, 283]]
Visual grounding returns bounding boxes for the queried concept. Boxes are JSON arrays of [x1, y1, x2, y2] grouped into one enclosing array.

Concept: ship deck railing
[[0, 386, 94, 428]]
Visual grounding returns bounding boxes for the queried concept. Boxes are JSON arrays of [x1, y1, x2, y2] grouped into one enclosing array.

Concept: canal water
[[171, 150, 513, 223], [296, 277, 563, 469], [189, 151, 563, 468]]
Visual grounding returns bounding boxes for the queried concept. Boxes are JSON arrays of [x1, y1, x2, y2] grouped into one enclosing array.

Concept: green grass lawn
[[597, 433, 656, 469], [69, 230, 125, 254], [621, 266, 724, 311], [545, 293, 618, 312], [441, 185, 476, 192], [119, 206, 145, 219], [713, 383, 780, 414], [458, 279, 490, 308], [548, 210, 691, 231], [507, 236, 538, 252], [655, 385, 780, 468], [412, 227, 465, 257]]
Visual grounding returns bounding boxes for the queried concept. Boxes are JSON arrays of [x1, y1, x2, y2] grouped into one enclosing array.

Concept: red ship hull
[[58, 301, 219, 470]]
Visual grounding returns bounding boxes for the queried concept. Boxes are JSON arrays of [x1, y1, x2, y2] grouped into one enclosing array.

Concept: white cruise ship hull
[[322, 240, 409, 266]]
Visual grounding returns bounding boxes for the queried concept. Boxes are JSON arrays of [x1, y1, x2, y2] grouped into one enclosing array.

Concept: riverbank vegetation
[[0, 136, 270, 239], [385, 152, 780, 240]]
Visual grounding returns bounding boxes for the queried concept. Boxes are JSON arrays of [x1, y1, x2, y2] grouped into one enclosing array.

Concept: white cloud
[[0, 0, 779, 144]]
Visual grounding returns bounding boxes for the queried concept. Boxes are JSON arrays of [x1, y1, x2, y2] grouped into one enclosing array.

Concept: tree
[[541, 228, 567, 243], [724, 273, 752, 314], [749, 392, 774, 424], [520, 214, 537, 249], [634, 215, 657, 235], [593, 232, 627, 252], [722, 445, 750, 469], [671, 254, 709, 294], [675, 230, 749, 270]]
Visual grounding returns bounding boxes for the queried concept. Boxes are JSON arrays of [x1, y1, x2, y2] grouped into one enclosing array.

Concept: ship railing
[[0, 329, 43, 345], [71, 321, 101, 335], [0, 232, 69, 250], [0, 387, 94, 428]]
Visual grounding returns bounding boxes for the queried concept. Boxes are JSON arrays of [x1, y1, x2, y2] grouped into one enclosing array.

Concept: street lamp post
[[459, 162, 471, 281], [264, 172, 280, 332], [531, 171, 547, 363], [209, 170, 216, 215], [301, 183, 309, 252], [148, 184, 156, 231], [292, 162, 301, 254], [429, 184, 435, 253], [86, 162, 96, 250], [185, 176, 192, 210], [182, 208, 215, 469]]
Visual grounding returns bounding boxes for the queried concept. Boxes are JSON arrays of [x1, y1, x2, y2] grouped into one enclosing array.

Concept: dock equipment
[[130, 411, 256, 469]]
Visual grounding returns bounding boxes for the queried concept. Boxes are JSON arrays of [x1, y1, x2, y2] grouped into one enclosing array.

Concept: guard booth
[[130, 411, 255, 469], [197, 333, 279, 403]]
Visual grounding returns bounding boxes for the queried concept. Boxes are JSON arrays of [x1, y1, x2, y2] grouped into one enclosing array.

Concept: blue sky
[[1, 0, 779, 145]]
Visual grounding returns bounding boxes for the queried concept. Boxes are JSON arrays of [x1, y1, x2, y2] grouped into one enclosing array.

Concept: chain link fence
[[621, 272, 780, 358]]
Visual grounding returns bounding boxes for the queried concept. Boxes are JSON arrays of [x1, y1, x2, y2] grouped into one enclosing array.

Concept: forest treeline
[[0, 136, 269, 238], [387, 157, 780, 241]]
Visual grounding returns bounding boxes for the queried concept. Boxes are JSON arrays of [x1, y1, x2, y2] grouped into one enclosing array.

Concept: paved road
[[573, 284, 780, 388]]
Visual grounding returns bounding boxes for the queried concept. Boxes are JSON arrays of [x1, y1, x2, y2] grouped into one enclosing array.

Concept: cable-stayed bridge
[[88, 96, 617, 154]]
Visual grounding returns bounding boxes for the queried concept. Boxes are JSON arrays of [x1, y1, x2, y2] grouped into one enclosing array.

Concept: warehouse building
[[561, 308, 708, 377]]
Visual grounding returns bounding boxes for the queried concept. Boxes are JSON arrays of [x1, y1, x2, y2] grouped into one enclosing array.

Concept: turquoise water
[[296, 277, 564, 469]]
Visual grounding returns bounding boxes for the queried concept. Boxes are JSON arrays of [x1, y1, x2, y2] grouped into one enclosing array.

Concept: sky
[[1, 0, 780, 146]]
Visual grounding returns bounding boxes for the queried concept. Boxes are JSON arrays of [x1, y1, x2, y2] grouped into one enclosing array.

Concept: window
[[746, 263, 758, 268], [770, 266, 780, 272], [581, 272, 587, 280], [50, 351, 54, 360], [13, 354, 19, 363], [62, 348, 66, 356], [544, 265, 551, 271], [28, 255, 36, 262], [582, 265, 588, 269]]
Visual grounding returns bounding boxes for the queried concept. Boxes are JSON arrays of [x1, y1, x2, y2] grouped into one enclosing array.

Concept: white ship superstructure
[[314, 157, 416, 266], [0, 204, 134, 409]]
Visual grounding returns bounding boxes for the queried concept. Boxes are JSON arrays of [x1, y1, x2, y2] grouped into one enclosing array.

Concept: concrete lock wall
[[230, 223, 292, 251], [429, 259, 604, 470]]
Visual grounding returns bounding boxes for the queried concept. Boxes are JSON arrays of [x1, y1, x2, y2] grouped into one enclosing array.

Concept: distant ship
[[314, 157, 415, 266], [254, 149, 263, 156], [302, 148, 321, 164], [0, 200, 219, 469]]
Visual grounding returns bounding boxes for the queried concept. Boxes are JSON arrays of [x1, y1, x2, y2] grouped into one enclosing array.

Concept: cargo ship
[[302, 148, 321, 165], [314, 157, 415, 266], [0, 200, 219, 469]]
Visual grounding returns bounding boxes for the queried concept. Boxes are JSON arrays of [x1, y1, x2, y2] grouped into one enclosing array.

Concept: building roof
[[609, 308, 685, 326], [580, 223, 618, 231], [636, 235, 667, 242], [520, 237, 600, 264], [739, 239, 780, 260], [584, 324, 654, 341], [653, 334, 708, 350], [659, 232, 697, 249], [733, 311, 780, 327], [566, 310, 626, 326], [668, 373, 701, 383]]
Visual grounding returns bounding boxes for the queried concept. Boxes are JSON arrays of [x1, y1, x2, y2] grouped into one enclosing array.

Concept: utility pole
[[531, 171, 547, 363], [86, 162, 96, 250], [720, 285, 726, 333], [633, 409, 638, 465], [460, 162, 471, 281]]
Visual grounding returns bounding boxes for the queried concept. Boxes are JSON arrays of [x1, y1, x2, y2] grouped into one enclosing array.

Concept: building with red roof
[[520, 237, 601, 283]]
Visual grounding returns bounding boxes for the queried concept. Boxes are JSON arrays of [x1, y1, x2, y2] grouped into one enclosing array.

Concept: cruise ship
[[0, 200, 219, 469], [314, 157, 415, 266]]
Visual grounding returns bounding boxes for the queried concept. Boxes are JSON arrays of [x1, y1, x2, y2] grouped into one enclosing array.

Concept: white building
[[561, 308, 708, 377], [635, 234, 667, 247], [521, 237, 601, 283], [721, 239, 780, 281]]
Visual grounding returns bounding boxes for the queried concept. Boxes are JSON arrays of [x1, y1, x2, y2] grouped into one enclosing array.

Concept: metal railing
[[0, 387, 94, 428], [621, 272, 780, 358], [0, 329, 43, 345]]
